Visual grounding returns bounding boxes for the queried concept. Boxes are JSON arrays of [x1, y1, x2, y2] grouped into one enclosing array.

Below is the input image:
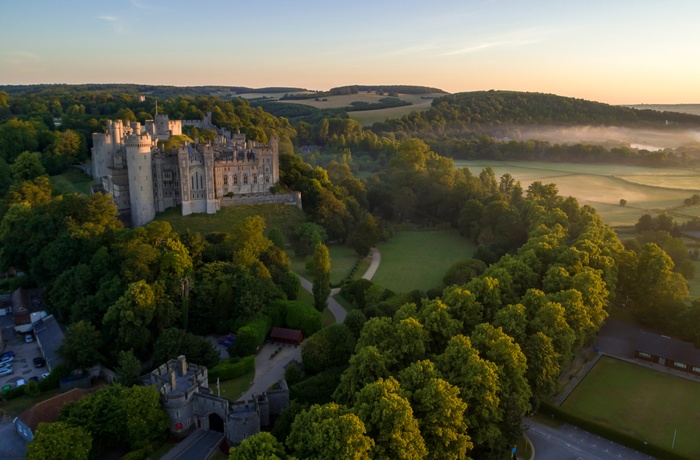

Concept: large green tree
[[26, 422, 92, 460], [312, 243, 331, 312]]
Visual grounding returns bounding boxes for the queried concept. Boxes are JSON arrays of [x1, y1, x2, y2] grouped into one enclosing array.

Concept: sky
[[2, 0, 700, 104]]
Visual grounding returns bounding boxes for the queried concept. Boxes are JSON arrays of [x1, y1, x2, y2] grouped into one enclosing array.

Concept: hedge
[[284, 301, 322, 336], [208, 355, 255, 383], [233, 316, 272, 357], [268, 300, 322, 337], [289, 366, 345, 405], [539, 402, 693, 460]]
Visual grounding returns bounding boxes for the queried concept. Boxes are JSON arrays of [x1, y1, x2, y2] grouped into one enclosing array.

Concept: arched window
[[191, 170, 204, 190], [233, 175, 238, 185]]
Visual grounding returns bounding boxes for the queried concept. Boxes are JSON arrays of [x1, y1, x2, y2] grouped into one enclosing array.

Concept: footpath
[[297, 247, 381, 323]]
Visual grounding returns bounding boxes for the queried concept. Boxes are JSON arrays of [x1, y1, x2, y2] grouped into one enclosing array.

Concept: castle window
[[223, 176, 228, 185], [265, 176, 270, 183], [253, 176, 257, 184], [264, 165, 270, 174], [243, 174, 248, 185], [233, 175, 238, 185], [191, 170, 204, 190]]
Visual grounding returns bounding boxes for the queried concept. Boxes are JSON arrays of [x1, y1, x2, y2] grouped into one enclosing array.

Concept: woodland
[[0, 86, 698, 459]]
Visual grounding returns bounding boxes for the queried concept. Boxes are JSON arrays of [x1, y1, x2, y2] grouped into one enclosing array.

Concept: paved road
[[161, 429, 224, 460], [0, 422, 26, 460], [526, 418, 655, 460], [361, 247, 381, 280], [238, 343, 300, 402]]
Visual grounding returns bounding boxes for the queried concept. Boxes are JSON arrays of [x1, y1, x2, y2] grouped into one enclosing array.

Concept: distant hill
[[0, 84, 309, 99], [369, 90, 700, 135], [432, 91, 700, 126]]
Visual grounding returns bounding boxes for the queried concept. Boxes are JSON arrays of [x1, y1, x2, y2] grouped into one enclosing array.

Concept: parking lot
[[0, 314, 48, 389]]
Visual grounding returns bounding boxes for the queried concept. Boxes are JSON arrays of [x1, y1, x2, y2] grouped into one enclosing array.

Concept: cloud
[[130, 0, 153, 10], [441, 28, 552, 56], [98, 15, 130, 34]]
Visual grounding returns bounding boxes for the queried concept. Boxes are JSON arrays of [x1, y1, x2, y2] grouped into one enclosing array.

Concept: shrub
[[289, 366, 345, 405], [284, 364, 303, 386], [208, 355, 255, 383], [301, 324, 355, 375], [233, 316, 272, 357], [284, 301, 322, 336]]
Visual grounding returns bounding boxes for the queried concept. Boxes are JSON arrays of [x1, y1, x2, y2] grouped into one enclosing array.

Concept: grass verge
[[215, 369, 255, 401]]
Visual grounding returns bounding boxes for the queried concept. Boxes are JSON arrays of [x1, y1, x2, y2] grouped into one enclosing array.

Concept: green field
[[455, 160, 700, 226], [372, 230, 476, 293], [50, 167, 94, 195], [156, 204, 306, 236], [561, 356, 700, 458]]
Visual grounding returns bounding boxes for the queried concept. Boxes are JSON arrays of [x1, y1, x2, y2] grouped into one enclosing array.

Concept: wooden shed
[[269, 327, 304, 346]]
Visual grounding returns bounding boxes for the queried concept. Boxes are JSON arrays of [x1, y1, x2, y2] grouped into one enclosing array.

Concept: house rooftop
[[635, 330, 700, 367], [16, 388, 90, 433], [33, 315, 65, 371]]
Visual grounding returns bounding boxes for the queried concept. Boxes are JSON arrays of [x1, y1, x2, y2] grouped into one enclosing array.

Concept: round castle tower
[[126, 126, 156, 227]]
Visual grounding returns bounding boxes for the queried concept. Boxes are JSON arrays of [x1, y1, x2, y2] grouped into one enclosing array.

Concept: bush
[[289, 366, 345, 405], [284, 301, 322, 336], [233, 316, 272, 357], [208, 355, 255, 383], [284, 364, 303, 386], [301, 323, 355, 375]]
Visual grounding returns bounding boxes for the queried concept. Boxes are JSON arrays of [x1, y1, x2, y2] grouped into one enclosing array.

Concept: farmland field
[[372, 230, 476, 293], [455, 160, 700, 226], [561, 356, 700, 458]]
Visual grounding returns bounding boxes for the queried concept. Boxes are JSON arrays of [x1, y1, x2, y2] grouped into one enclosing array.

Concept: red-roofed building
[[13, 388, 90, 442], [269, 327, 303, 346]]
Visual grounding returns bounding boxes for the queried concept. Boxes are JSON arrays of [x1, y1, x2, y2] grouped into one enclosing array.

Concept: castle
[[91, 112, 291, 227], [146, 356, 289, 445]]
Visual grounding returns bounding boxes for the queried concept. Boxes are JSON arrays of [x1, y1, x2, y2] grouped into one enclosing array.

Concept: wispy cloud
[[441, 28, 554, 56], [2, 51, 43, 75], [130, 0, 153, 10], [98, 15, 130, 34]]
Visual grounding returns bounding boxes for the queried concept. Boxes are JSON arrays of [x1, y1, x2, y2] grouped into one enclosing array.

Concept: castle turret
[[126, 132, 155, 227]]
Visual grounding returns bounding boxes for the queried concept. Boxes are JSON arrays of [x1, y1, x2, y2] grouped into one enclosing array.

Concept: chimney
[[169, 369, 177, 390], [178, 355, 187, 376]]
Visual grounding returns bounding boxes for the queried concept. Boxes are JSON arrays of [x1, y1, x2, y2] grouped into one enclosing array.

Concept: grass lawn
[[560, 356, 700, 458], [322, 308, 336, 327], [215, 369, 255, 401], [296, 286, 314, 308], [287, 245, 360, 285], [50, 167, 94, 195], [372, 230, 476, 293], [454, 161, 700, 227], [156, 204, 305, 236]]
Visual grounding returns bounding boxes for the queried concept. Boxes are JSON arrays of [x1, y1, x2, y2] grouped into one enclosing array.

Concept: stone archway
[[208, 412, 224, 433]]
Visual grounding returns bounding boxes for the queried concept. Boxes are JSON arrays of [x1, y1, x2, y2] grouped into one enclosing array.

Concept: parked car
[[1, 384, 10, 392], [0, 367, 14, 377], [25, 333, 34, 343], [0, 361, 12, 370], [0, 351, 15, 359], [16, 378, 25, 387], [33, 357, 45, 368], [0, 355, 14, 364]]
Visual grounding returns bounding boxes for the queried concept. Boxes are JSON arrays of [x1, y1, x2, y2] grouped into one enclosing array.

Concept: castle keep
[[92, 112, 285, 227]]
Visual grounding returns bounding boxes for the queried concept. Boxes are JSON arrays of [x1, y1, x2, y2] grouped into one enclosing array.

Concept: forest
[[0, 87, 697, 459]]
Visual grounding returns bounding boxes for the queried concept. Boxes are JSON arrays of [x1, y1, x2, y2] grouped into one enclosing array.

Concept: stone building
[[92, 112, 297, 227], [146, 356, 289, 446]]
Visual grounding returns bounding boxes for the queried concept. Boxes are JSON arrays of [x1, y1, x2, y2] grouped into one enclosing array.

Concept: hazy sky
[[2, 0, 699, 104]]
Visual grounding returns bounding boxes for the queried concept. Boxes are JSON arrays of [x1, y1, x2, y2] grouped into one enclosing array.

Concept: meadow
[[49, 167, 94, 195], [372, 230, 476, 293], [156, 204, 305, 236], [286, 245, 361, 286], [561, 356, 700, 458], [455, 160, 700, 226], [237, 91, 442, 127]]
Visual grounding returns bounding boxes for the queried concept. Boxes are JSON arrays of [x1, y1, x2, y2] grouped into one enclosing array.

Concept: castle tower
[[126, 130, 156, 227]]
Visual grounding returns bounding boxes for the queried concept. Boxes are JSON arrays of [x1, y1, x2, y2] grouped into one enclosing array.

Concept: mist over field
[[491, 125, 700, 150]]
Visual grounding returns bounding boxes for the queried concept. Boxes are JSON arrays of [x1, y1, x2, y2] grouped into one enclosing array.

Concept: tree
[[301, 323, 355, 374], [312, 243, 331, 312], [119, 385, 170, 450], [353, 377, 427, 460], [102, 280, 157, 360], [115, 349, 142, 386], [398, 361, 472, 460], [26, 422, 92, 460], [230, 432, 287, 460], [231, 215, 272, 269], [56, 321, 103, 371], [287, 403, 373, 460], [10, 151, 46, 182], [153, 327, 220, 369], [348, 213, 380, 257], [619, 198, 627, 206], [443, 258, 487, 287]]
